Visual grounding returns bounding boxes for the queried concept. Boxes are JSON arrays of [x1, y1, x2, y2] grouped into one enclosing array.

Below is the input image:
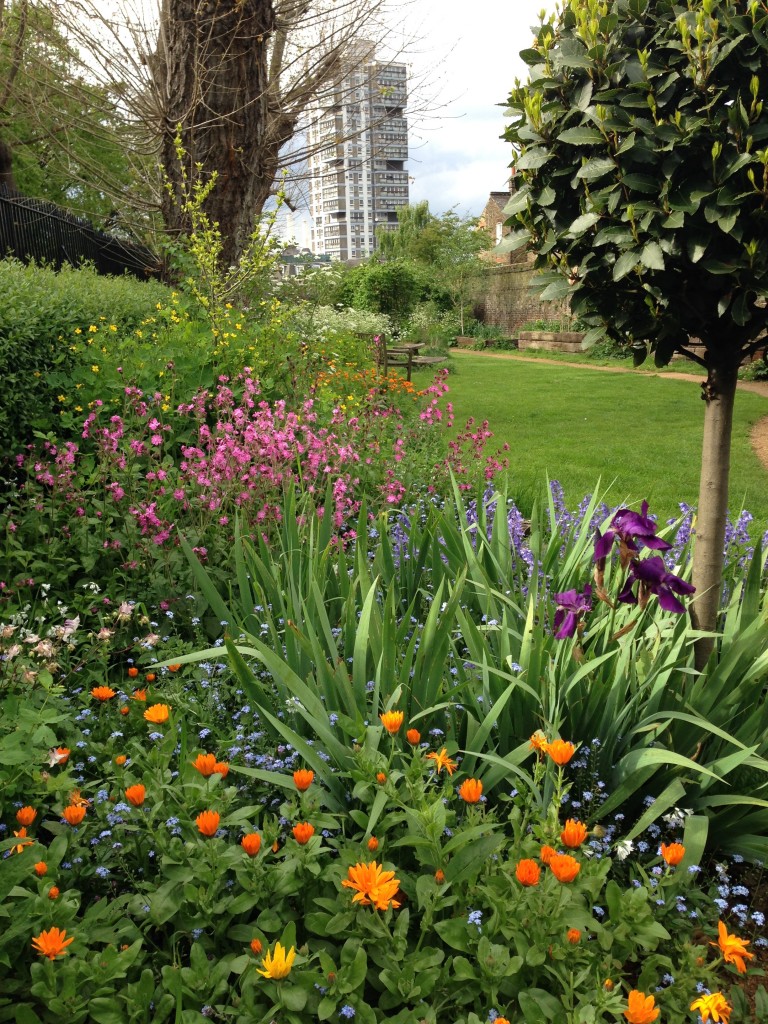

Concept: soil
[[451, 350, 768, 473]]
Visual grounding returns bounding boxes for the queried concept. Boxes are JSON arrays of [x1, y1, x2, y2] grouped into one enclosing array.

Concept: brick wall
[[478, 261, 570, 334]]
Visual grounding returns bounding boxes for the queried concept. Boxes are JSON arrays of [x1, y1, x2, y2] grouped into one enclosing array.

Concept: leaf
[[576, 158, 616, 181], [612, 249, 640, 281], [558, 126, 605, 145], [516, 148, 552, 170], [445, 833, 504, 885], [540, 278, 574, 301], [567, 212, 601, 234], [640, 242, 665, 270]]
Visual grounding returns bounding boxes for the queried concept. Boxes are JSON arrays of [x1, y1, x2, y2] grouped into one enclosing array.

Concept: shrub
[[0, 260, 168, 457]]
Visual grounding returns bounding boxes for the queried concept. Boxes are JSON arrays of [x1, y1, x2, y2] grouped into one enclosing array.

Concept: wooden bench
[[355, 334, 445, 382]]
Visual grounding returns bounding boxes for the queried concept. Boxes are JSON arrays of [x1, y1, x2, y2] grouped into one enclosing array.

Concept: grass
[[440, 353, 768, 534]]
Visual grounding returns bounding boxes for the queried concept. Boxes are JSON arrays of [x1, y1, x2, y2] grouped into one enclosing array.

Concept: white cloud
[[398, 0, 558, 216]]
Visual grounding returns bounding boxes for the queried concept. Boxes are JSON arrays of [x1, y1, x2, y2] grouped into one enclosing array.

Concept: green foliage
[[348, 259, 426, 328], [503, 0, 768, 368], [163, 133, 283, 339], [0, 0, 151, 224], [0, 260, 169, 454], [377, 203, 491, 333]]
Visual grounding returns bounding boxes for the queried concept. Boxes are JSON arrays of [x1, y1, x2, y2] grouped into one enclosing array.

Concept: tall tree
[[502, 0, 768, 669], [0, 0, 152, 223], [58, 0, 420, 263], [377, 202, 490, 331]]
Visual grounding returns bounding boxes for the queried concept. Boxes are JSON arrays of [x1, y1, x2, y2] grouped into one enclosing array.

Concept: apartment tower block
[[307, 45, 409, 260]]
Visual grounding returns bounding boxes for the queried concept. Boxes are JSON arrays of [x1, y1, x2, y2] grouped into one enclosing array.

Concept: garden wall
[[479, 261, 569, 334]]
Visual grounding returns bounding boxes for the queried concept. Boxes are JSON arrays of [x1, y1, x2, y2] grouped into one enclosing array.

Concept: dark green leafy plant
[[503, 0, 768, 666]]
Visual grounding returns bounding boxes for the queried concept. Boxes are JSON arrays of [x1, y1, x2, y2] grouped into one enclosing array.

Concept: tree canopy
[[502, 0, 768, 665]]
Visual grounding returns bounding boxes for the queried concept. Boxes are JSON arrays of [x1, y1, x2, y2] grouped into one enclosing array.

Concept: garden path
[[451, 350, 768, 473]]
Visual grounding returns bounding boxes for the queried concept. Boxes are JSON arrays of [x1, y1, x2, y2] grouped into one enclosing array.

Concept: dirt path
[[451, 349, 768, 472]]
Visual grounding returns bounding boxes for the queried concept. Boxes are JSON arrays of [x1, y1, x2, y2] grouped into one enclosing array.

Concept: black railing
[[0, 184, 161, 279]]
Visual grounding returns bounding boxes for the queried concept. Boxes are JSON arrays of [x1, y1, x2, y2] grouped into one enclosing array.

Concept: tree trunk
[[154, 0, 276, 266], [690, 361, 739, 671]]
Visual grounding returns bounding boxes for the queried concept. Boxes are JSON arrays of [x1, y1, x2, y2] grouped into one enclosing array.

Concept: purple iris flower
[[553, 584, 592, 638], [594, 501, 672, 565], [617, 556, 695, 614]]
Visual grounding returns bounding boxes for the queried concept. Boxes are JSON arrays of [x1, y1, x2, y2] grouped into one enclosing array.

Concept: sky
[[397, 0, 557, 218]]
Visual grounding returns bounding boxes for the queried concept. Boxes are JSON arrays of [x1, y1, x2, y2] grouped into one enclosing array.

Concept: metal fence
[[0, 184, 161, 279]]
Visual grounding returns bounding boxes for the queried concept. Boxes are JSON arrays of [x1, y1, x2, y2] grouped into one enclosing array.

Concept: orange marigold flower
[[115, 755, 127, 766], [132, 689, 147, 701], [292, 822, 315, 845], [125, 784, 146, 807], [660, 841, 685, 866], [48, 885, 60, 900], [548, 852, 581, 883], [406, 728, 421, 745], [16, 806, 37, 826], [293, 769, 314, 791], [62, 805, 86, 826], [250, 937, 263, 955], [168, 663, 182, 672], [213, 761, 229, 778], [691, 992, 732, 1023], [425, 747, 458, 775], [272, 840, 280, 853], [11, 827, 32, 854], [119, 705, 130, 716], [143, 703, 170, 724], [604, 980, 614, 991], [540, 844, 557, 865], [623, 990, 659, 1024], [31, 926, 74, 960], [192, 753, 217, 776], [376, 772, 387, 784], [495, 1019, 510, 1024], [91, 685, 116, 701], [241, 833, 261, 856], [380, 710, 404, 735], [68, 789, 90, 808], [145, 672, 156, 682], [434, 868, 445, 883], [52, 747, 70, 765], [127, 667, 139, 678], [458, 778, 483, 803], [342, 860, 401, 911], [367, 836, 379, 852], [560, 819, 588, 848], [34, 861, 48, 876], [196, 810, 220, 836], [530, 731, 548, 753], [713, 920, 754, 974], [566, 928, 581, 944], [515, 859, 541, 886], [546, 739, 576, 765]]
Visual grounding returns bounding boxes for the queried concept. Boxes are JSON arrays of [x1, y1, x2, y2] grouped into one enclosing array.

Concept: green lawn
[[441, 353, 768, 534]]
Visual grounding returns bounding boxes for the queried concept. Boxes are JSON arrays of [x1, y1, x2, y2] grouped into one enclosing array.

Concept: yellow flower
[[690, 992, 732, 1023], [88, 324, 98, 333], [342, 860, 401, 911], [109, 324, 118, 331], [257, 941, 295, 979], [425, 747, 458, 775], [713, 920, 754, 973], [74, 327, 82, 335], [91, 365, 100, 374], [379, 710, 404, 734]]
